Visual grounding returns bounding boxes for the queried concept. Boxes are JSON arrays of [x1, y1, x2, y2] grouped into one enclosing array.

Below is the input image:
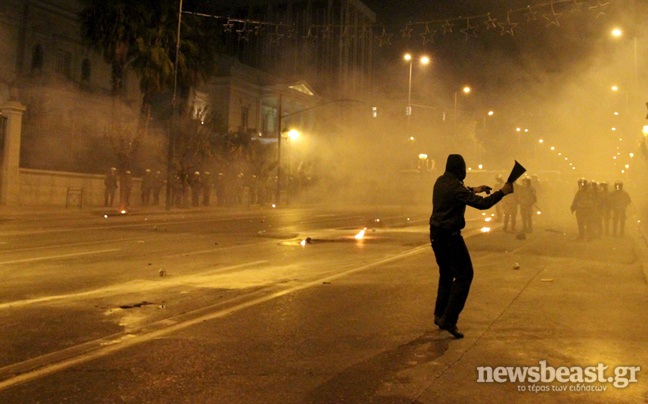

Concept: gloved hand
[[472, 185, 493, 194], [501, 182, 514, 195]]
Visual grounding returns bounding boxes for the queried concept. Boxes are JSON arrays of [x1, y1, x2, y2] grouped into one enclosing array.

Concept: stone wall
[[18, 168, 142, 207]]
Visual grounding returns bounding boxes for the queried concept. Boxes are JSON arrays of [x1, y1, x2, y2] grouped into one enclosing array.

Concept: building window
[[55, 50, 72, 79], [31, 44, 43, 73]]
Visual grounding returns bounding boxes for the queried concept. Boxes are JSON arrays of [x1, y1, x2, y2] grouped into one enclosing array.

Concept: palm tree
[[79, 0, 145, 98], [80, 0, 221, 209], [80, 0, 219, 123]]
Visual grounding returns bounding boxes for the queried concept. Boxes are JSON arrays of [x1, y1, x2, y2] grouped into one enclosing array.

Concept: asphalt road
[[0, 204, 646, 404]]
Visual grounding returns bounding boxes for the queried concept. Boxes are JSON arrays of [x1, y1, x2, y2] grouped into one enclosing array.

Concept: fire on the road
[[355, 229, 366, 240]]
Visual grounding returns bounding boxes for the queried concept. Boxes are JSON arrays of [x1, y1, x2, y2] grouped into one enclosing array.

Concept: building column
[[0, 101, 26, 205]]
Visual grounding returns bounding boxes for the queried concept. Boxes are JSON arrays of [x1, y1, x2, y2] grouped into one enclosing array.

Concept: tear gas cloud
[[294, 1, 648, 218], [6, 0, 646, 218]]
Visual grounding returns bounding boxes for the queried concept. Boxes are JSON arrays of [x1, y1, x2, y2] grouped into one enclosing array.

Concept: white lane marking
[[0, 237, 157, 254], [0, 210, 321, 237], [0, 249, 121, 266], [0, 226, 497, 390], [0, 247, 428, 391], [0, 260, 269, 310]]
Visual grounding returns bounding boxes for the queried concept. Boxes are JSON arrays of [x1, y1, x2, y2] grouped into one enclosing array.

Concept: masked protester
[[609, 180, 631, 237], [429, 154, 514, 338]]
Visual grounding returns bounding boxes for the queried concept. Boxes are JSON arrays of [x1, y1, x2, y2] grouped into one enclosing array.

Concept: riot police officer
[[141, 169, 153, 206], [518, 176, 537, 233], [571, 178, 594, 240], [609, 180, 631, 237], [104, 167, 118, 207]]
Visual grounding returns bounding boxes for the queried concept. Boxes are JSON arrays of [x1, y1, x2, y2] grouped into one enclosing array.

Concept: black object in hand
[[507, 160, 527, 183]]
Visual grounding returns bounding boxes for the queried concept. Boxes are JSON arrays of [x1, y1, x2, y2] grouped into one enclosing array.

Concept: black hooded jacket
[[429, 154, 504, 232]]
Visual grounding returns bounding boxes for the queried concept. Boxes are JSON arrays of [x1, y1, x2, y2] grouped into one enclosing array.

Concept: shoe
[[437, 320, 464, 339], [434, 316, 442, 327]]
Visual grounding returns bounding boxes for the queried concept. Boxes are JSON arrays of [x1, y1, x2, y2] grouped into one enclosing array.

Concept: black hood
[[445, 154, 466, 180]]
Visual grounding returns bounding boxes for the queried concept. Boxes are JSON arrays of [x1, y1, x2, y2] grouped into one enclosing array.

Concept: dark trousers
[[431, 234, 474, 326]]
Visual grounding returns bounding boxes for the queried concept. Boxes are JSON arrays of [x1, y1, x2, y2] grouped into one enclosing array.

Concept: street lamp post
[[404, 54, 429, 126], [166, 0, 184, 210]]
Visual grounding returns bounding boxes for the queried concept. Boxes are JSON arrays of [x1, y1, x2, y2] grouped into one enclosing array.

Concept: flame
[[485, 217, 492, 222], [300, 239, 306, 246], [480, 227, 491, 233], [355, 229, 366, 240], [271, 204, 276, 208], [537, 211, 542, 215], [120, 210, 127, 214]]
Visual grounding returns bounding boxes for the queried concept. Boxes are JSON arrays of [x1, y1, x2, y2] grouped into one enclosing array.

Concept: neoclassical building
[[0, 0, 375, 205]]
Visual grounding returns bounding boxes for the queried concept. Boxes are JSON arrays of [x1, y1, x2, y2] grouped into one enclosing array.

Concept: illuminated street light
[[483, 110, 494, 131], [405, 53, 430, 117], [288, 129, 299, 140], [539, 139, 543, 143]]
